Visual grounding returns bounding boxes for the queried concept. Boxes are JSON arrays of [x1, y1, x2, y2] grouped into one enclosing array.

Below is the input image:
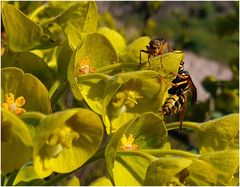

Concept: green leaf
[[33, 108, 103, 177], [105, 113, 166, 185], [13, 165, 41, 185], [2, 50, 55, 89], [44, 2, 78, 18], [200, 150, 239, 185], [185, 159, 217, 186], [144, 157, 192, 186], [58, 176, 80, 186], [97, 27, 126, 53], [1, 109, 33, 174], [119, 36, 151, 64], [77, 76, 108, 114], [199, 113, 239, 153], [20, 112, 46, 140], [57, 2, 98, 49], [73, 33, 118, 69], [90, 176, 112, 186], [105, 118, 132, 185], [1, 67, 51, 114], [2, 4, 57, 51], [113, 156, 149, 186], [126, 112, 167, 149], [56, 41, 73, 81]]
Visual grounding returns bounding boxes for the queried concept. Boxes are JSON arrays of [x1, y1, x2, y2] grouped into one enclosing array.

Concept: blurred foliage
[[98, 1, 238, 65]]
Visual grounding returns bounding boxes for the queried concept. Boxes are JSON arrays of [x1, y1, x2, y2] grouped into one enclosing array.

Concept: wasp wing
[[189, 76, 197, 106]]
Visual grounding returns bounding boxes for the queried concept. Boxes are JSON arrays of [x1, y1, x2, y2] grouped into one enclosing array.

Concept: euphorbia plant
[[1, 2, 239, 186]]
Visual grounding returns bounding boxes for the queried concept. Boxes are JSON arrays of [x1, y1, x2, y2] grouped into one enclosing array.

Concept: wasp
[[138, 38, 173, 69], [161, 61, 197, 133]]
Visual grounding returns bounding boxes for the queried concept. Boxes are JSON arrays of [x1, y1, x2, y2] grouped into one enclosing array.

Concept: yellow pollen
[[44, 125, 80, 158], [77, 57, 96, 76]]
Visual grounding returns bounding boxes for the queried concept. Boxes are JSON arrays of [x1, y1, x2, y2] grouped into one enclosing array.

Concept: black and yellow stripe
[[162, 92, 187, 116], [161, 60, 197, 118]]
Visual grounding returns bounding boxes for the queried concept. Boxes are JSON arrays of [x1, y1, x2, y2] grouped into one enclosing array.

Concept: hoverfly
[[138, 39, 173, 69], [161, 61, 197, 133]]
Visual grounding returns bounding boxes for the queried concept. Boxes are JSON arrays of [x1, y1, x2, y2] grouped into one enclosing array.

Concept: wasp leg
[[171, 80, 188, 87], [168, 44, 173, 53], [178, 96, 188, 134], [138, 50, 149, 70]]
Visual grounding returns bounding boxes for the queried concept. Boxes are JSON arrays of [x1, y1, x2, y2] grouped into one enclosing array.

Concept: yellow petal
[[2, 103, 9, 110], [15, 96, 26, 107], [15, 108, 26, 115], [127, 134, 136, 144], [5, 93, 15, 104]]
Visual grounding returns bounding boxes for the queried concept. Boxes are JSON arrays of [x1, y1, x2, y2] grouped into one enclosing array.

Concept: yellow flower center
[[112, 90, 143, 109], [117, 134, 138, 151], [44, 125, 80, 158], [2, 93, 26, 115], [76, 56, 96, 77]]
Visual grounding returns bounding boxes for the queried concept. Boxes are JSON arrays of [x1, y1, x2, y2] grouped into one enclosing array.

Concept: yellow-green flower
[[39, 125, 80, 170], [112, 90, 143, 109], [33, 109, 104, 177], [2, 93, 26, 115]]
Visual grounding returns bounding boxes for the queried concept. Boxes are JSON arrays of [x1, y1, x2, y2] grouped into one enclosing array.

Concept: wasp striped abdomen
[[161, 60, 197, 133], [162, 92, 186, 116]]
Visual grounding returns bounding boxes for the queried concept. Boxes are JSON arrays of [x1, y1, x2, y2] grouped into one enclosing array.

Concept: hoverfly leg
[[160, 55, 163, 68], [138, 50, 143, 70], [147, 56, 151, 69], [138, 50, 149, 70]]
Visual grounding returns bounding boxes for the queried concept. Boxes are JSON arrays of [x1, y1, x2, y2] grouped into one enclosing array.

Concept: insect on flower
[[138, 38, 173, 69], [2, 93, 26, 115], [160, 61, 197, 133]]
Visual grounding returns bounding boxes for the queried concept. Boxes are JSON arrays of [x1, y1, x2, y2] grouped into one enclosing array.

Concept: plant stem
[[117, 151, 157, 163], [1, 174, 6, 186], [96, 63, 138, 73], [40, 16, 58, 26], [141, 149, 200, 158], [29, 3, 47, 20], [166, 121, 203, 132], [49, 80, 61, 98], [41, 173, 69, 186], [51, 80, 70, 108], [20, 112, 46, 120], [6, 169, 19, 186], [77, 73, 111, 82]]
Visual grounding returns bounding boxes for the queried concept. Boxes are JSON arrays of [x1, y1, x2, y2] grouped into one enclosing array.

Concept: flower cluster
[[2, 93, 26, 115]]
